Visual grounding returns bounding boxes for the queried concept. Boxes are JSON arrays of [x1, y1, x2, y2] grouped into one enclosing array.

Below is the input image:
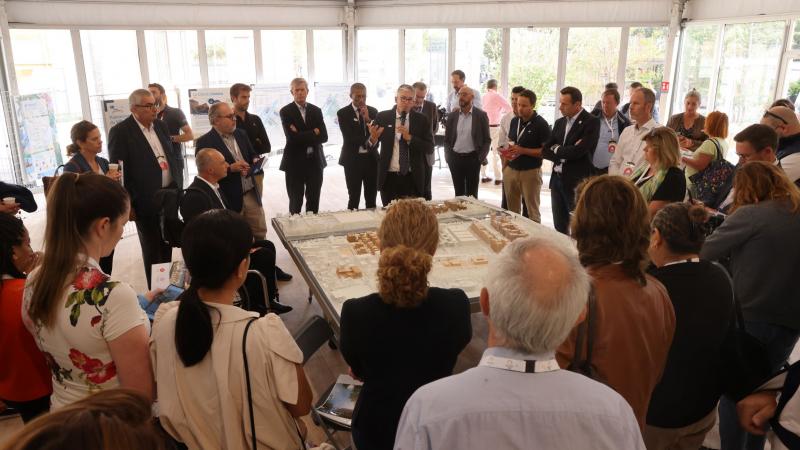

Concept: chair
[[234, 270, 270, 313], [293, 315, 350, 450]]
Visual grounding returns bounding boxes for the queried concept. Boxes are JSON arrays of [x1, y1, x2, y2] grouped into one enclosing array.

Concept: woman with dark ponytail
[[644, 202, 734, 449], [23, 172, 154, 409], [64, 120, 121, 274], [0, 214, 51, 422], [151, 209, 312, 449], [339, 199, 472, 450]]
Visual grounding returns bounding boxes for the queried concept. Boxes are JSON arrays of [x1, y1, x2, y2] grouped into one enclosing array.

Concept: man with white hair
[[394, 238, 645, 450], [109, 88, 182, 288]]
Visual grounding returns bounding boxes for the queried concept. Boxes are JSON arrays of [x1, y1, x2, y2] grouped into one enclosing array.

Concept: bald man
[[444, 84, 491, 198], [761, 106, 800, 185]]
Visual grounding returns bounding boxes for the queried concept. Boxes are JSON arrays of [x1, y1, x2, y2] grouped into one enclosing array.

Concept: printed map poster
[[250, 85, 294, 154], [188, 88, 227, 135], [102, 98, 130, 132], [14, 93, 62, 184], [313, 83, 351, 151]]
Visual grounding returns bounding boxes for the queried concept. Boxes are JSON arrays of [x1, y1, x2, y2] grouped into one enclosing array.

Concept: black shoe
[[275, 266, 293, 282], [269, 302, 293, 314], [481, 177, 492, 183]]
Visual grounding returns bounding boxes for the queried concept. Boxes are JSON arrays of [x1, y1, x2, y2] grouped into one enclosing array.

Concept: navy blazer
[[195, 128, 260, 213], [337, 103, 379, 167], [279, 102, 328, 172], [542, 109, 601, 192], [108, 115, 182, 217], [64, 152, 110, 174], [444, 106, 492, 163], [418, 100, 440, 167], [371, 107, 434, 195]]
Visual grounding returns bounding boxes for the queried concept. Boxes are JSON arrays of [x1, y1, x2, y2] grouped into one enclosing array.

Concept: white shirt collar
[[636, 117, 658, 131], [133, 116, 154, 132], [197, 175, 220, 190], [460, 105, 474, 116], [295, 102, 306, 111]]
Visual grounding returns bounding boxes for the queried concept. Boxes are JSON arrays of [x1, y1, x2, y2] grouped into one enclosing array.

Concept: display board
[[101, 98, 130, 132], [313, 83, 351, 150], [188, 88, 227, 135], [14, 92, 62, 183], [272, 197, 571, 333], [250, 85, 294, 154]]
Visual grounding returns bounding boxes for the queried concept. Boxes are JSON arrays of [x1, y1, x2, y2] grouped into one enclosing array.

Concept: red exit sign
[[661, 81, 670, 92]]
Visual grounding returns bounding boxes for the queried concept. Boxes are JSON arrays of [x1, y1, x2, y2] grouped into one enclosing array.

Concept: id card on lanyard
[[604, 116, 617, 154], [479, 354, 560, 374]]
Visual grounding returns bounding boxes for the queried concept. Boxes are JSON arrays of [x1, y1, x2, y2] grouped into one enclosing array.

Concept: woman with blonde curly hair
[[556, 175, 675, 431], [339, 199, 472, 450], [701, 161, 800, 449]]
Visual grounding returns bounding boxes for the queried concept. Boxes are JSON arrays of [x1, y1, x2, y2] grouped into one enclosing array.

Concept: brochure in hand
[[315, 374, 362, 428]]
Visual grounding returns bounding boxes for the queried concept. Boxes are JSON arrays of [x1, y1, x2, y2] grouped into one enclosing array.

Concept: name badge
[[479, 354, 560, 373], [608, 139, 617, 154]]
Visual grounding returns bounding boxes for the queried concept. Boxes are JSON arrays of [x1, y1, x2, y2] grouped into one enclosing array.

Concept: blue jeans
[[719, 321, 799, 450]]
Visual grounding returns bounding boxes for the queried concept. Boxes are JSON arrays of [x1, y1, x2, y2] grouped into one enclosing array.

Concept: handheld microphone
[[400, 111, 407, 126]]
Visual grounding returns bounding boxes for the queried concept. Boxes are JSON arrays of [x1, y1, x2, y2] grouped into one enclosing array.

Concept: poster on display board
[[102, 99, 130, 133], [14, 93, 62, 184], [187, 88, 227, 135], [313, 83, 351, 149], [250, 85, 294, 153]]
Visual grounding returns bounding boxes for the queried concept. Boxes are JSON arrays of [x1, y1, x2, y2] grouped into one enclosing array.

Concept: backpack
[[154, 186, 206, 248]]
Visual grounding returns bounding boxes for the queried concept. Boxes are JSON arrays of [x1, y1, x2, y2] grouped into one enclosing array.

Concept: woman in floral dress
[[22, 173, 155, 409]]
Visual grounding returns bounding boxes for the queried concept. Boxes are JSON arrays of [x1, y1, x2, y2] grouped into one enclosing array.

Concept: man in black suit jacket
[[108, 89, 182, 288], [413, 82, 440, 201], [444, 85, 491, 198], [195, 102, 267, 240], [368, 84, 434, 206], [279, 78, 328, 214], [542, 87, 601, 234], [337, 83, 379, 209], [180, 148, 291, 314]]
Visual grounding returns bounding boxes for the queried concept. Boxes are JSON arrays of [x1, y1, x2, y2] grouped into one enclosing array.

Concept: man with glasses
[[714, 124, 780, 212], [148, 83, 193, 173], [195, 102, 267, 240], [761, 106, 800, 186], [368, 84, 434, 205], [413, 81, 439, 200], [109, 88, 182, 288]]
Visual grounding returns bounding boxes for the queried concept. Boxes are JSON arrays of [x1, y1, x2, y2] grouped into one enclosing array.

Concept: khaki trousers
[[241, 189, 267, 240], [643, 409, 716, 450], [502, 166, 542, 222], [480, 127, 503, 180]]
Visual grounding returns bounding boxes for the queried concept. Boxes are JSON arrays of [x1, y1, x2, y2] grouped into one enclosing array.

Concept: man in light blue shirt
[[444, 85, 491, 198], [591, 88, 631, 174], [446, 69, 482, 113], [395, 238, 645, 450]]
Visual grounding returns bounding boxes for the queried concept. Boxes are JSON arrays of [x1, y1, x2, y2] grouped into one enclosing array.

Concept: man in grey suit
[[413, 81, 439, 200], [444, 85, 491, 198]]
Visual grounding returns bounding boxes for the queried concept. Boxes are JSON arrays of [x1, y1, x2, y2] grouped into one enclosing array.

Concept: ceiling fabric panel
[[684, 0, 800, 21]]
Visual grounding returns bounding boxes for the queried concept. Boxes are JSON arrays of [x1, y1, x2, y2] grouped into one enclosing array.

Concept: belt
[[490, 124, 500, 127], [453, 151, 478, 157]]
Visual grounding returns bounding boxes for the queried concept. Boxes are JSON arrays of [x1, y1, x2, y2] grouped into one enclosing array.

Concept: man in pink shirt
[[481, 79, 512, 184]]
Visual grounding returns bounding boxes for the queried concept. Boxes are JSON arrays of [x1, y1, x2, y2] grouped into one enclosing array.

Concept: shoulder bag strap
[[242, 317, 258, 450], [710, 138, 723, 162], [584, 288, 597, 368], [711, 261, 745, 330]]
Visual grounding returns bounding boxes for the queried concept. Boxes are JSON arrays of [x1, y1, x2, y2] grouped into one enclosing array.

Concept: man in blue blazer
[[109, 89, 182, 288], [279, 78, 328, 214], [195, 102, 267, 240]]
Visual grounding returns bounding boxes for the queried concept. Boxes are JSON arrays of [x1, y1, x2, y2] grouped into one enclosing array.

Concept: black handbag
[[714, 262, 775, 402], [688, 138, 735, 207]]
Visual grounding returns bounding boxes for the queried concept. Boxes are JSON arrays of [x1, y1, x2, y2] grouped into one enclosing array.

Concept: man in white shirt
[[446, 70, 482, 113], [609, 87, 659, 177], [480, 79, 512, 184], [395, 237, 645, 450], [761, 106, 800, 185]]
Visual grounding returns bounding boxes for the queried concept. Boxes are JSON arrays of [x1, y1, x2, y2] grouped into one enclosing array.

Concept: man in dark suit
[[195, 102, 268, 241], [109, 88, 182, 288], [542, 86, 601, 234], [413, 81, 439, 200], [337, 83, 379, 209], [368, 84, 434, 206], [444, 85, 491, 198], [279, 77, 328, 214], [181, 148, 291, 314]]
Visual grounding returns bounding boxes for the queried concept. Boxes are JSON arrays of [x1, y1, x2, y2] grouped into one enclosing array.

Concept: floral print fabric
[[23, 257, 149, 409]]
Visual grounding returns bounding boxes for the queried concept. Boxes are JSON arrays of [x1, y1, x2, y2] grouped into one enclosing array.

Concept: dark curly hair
[[651, 202, 708, 254], [571, 175, 651, 284]]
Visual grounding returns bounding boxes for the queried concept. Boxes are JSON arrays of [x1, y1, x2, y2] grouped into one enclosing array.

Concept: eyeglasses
[[398, 96, 414, 103], [134, 103, 157, 110], [763, 110, 788, 125], [219, 114, 236, 120]]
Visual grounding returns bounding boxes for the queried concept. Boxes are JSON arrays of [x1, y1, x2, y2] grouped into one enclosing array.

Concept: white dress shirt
[[390, 111, 411, 173], [395, 346, 645, 450], [134, 116, 172, 188], [608, 118, 658, 177], [295, 102, 314, 155], [497, 112, 515, 149], [197, 176, 226, 208], [220, 132, 254, 193]]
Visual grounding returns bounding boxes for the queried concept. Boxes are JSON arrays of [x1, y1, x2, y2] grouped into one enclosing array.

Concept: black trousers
[[2, 395, 50, 423], [343, 155, 378, 209], [135, 215, 172, 289], [591, 166, 609, 176], [243, 240, 278, 314], [380, 172, 419, 206], [285, 162, 323, 214], [448, 153, 481, 198], [550, 173, 576, 235], [424, 163, 433, 200]]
